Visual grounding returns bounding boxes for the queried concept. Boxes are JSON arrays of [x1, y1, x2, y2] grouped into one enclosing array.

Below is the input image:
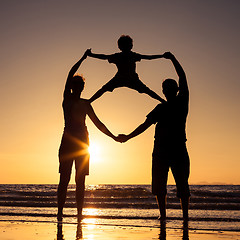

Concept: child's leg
[[89, 78, 120, 103], [89, 88, 107, 103], [131, 80, 166, 103], [143, 88, 166, 103]]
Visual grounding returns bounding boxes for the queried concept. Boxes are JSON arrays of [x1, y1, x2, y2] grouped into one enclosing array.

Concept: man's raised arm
[[163, 52, 188, 96]]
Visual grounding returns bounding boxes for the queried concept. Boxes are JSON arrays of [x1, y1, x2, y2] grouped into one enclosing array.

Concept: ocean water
[[0, 184, 239, 232]]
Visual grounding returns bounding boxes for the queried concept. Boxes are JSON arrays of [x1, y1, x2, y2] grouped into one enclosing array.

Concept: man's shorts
[[101, 75, 152, 94], [59, 131, 89, 176], [152, 143, 190, 198]]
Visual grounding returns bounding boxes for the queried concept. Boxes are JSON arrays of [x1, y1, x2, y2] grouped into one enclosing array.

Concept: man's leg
[[57, 163, 72, 221], [57, 223, 64, 239], [172, 174, 190, 221], [152, 154, 168, 220], [182, 219, 189, 239], [171, 151, 190, 221], [159, 218, 166, 239], [180, 196, 190, 221]]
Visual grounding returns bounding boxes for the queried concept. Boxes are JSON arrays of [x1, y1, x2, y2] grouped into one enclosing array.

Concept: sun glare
[[88, 142, 101, 163]]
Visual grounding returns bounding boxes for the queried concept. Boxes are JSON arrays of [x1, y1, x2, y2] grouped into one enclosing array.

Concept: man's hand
[[163, 51, 174, 59], [116, 134, 129, 143], [86, 48, 92, 56]]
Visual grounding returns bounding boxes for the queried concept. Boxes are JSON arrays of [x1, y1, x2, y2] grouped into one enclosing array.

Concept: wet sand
[[0, 220, 239, 240]]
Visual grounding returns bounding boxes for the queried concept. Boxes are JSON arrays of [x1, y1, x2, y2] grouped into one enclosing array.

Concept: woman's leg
[[75, 175, 86, 221], [57, 171, 71, 221], [57, 161, 72, 221], [75, 156, 88, 221]]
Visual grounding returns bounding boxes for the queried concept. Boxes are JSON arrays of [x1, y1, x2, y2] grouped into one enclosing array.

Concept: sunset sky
[[0, 1, 239, 185]]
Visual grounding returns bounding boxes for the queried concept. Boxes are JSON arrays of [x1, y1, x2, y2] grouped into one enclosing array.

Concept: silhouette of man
[[58, 50, 117, 222], [86, 35, 165, 103], [117, 52, 190, 221]]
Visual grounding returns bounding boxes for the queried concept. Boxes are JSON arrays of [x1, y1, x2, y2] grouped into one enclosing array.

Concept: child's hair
[[72, 74, 85, 92], [117, 35, 133, 51]]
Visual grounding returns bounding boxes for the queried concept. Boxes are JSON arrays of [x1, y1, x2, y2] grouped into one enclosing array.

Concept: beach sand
[[0, 220, 239, 240]]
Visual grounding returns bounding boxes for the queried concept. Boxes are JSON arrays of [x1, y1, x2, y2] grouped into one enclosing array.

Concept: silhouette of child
[[86, 35, 165, 102]]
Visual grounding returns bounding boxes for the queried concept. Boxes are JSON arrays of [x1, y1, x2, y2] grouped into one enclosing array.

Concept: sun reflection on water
[[82, 208, 99, 228], [84, 208, 99, 216]]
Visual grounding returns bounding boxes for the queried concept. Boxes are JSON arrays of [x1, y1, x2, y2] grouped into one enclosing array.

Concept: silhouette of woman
[[57, 50, 117, 221]]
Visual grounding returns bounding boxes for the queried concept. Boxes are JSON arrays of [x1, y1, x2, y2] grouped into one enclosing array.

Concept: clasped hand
[[114, 134, 129, 143]]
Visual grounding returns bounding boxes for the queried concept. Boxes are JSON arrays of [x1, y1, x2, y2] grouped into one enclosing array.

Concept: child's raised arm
[[86, 48, 110, 60], [139, 53, 164, 60]]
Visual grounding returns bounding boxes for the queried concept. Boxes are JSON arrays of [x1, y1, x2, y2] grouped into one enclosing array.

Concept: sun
[[88, 141, 101, 163]]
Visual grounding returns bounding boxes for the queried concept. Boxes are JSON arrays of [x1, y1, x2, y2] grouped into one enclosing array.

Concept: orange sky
[[0, 1, 240, 184]]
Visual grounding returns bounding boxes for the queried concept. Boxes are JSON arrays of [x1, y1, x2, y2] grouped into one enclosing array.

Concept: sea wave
[[1, 184, 240, 210]]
